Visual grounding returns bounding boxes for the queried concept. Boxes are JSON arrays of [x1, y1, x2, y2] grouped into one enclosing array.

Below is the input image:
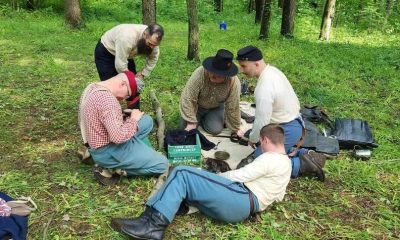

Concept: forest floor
[[1, 4, 399, 239]]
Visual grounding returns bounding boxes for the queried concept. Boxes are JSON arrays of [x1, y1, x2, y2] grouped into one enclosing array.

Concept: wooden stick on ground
[[147, 169, 169, 201], [150, 90, 165, 150]]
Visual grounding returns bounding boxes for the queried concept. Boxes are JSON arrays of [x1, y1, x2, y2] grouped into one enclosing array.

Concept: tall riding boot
[[111, 207, 152, 231], [112, 207, 169, 240], [307, 151, 327, 168], [299, 153, 325, 181]]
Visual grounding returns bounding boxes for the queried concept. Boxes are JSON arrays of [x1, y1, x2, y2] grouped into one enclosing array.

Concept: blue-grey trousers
[[89, 115, 168, 176], [181, 104, 225, 135], [147, 166, 259, 223], [253, 117, 307, 177]]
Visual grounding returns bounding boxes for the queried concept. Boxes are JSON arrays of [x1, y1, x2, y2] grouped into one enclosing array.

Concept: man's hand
[[248, 141, 256, 149], [136, 77, 145, 93], [185, 122, 197, 131], [236, 129, 244, 138], [130, 109, 144, 122], [136, 71, 144, 80]]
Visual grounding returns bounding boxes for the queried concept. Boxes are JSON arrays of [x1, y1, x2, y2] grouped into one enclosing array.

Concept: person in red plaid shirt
[[78, 71, 168, 185]]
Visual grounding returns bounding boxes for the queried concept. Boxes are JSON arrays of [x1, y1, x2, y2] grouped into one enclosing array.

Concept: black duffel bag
[[331, 118, 378, 149]]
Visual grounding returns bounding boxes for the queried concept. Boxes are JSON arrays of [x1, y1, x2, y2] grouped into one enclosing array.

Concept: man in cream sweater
[[110, 124, 291, 240], [236, 46, 326, 181], [94, 23, 164, 109]]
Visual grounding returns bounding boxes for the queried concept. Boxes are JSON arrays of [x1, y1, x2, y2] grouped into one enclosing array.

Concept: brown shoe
[[299, 153, 325, 182], [307, 150, 327, 168], [77, 147, 95, 165], [93, 167, 120, 186]]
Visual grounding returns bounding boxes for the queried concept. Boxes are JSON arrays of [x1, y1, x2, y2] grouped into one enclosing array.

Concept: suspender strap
[[287, 117, 306, 157], [244, 185, 255, 216]]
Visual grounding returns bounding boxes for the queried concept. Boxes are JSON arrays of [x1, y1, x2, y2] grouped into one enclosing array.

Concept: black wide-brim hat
[[202, 49, 238, 77]]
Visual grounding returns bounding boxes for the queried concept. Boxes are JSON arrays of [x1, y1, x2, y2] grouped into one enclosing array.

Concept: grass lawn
[[0, 2, 399, 239]]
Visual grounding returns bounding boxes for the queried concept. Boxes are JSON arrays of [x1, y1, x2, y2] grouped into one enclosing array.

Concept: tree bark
[[280, 0, 296, 38], [214, 0, 223, 12], [255, 0, 264, 24], [259, 0, 272, 40], [278, 0, 283, 8], [319, 0, 336, 41], [385, 0, 394, 21], [11, 0, 19, 10], [142, 0, 156, 25], [248, 0, 255, 13], [27, 0, 35, 10], [187, 0, 200, 61], [65, 0, 83, 28]]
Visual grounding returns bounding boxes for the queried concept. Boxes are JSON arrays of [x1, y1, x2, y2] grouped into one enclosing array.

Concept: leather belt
[[244, 185, 255, 216]]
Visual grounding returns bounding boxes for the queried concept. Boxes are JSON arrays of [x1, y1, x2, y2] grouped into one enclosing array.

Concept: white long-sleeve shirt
[[219, 152, 291, 212], [101, 24, 159, 76], [249, 65, 300, 143]]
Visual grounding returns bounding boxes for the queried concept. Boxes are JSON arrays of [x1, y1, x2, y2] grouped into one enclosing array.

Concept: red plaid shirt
[[79, 84, 138, 149]]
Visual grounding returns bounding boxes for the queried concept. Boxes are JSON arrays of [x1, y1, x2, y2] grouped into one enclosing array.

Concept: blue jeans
[[89, 115, 168, 176], [253, 118, 307, 177], [147, 166, 259, 223]]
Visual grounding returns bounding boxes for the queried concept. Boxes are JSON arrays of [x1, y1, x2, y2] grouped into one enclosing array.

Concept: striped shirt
[[179, 66, 241, 131], [78, 83, 138, 149]]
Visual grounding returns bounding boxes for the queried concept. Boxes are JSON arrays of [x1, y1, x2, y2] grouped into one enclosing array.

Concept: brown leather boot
[[299, 153, 325, 181], [307, 150, 327, 168]]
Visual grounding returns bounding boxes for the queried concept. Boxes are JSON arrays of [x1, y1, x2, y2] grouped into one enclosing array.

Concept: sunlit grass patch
[[0, 3, 399, 239]]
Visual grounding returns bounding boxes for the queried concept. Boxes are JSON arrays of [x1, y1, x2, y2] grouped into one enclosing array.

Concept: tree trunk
[[280, 0, 296, 38], [248, 0, 255, 13], [142, 0, 156, 25], [11, 0, 19, 10], [27, 0, 35, 10], [385, 0, 394, 21], [259, 0, 272, 40], [214, 0, 223, 12], [187, 0, 200, 61], [255, 0, 264, 24], [319, 0, 336, 41], [278, 0, 283, 8], [65, 0, 83, 28]]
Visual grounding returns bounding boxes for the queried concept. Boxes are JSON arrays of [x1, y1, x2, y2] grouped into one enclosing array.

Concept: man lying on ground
[[110, 124, 291, 240]]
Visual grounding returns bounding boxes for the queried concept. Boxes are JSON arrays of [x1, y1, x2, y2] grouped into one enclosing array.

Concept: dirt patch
[[41, 151, 67, 162]]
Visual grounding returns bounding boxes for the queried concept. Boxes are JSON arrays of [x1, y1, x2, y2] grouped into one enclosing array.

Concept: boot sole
[[122, 229, 159, 240], [111, 219, 153, 240]]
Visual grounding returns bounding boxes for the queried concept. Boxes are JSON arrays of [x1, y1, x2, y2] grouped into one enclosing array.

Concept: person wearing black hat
[[236, 46, 326, 181], [179, 49, 244, 136]]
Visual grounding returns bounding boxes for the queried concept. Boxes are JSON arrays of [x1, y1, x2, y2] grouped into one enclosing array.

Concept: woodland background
[[0, 0, 399, 239]]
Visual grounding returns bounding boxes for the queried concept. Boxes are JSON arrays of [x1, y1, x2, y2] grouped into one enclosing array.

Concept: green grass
[[0, 2, 399, 239]]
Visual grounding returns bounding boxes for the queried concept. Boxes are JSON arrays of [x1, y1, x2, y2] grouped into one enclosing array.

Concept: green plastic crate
[[167, 134, 202, 165]]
